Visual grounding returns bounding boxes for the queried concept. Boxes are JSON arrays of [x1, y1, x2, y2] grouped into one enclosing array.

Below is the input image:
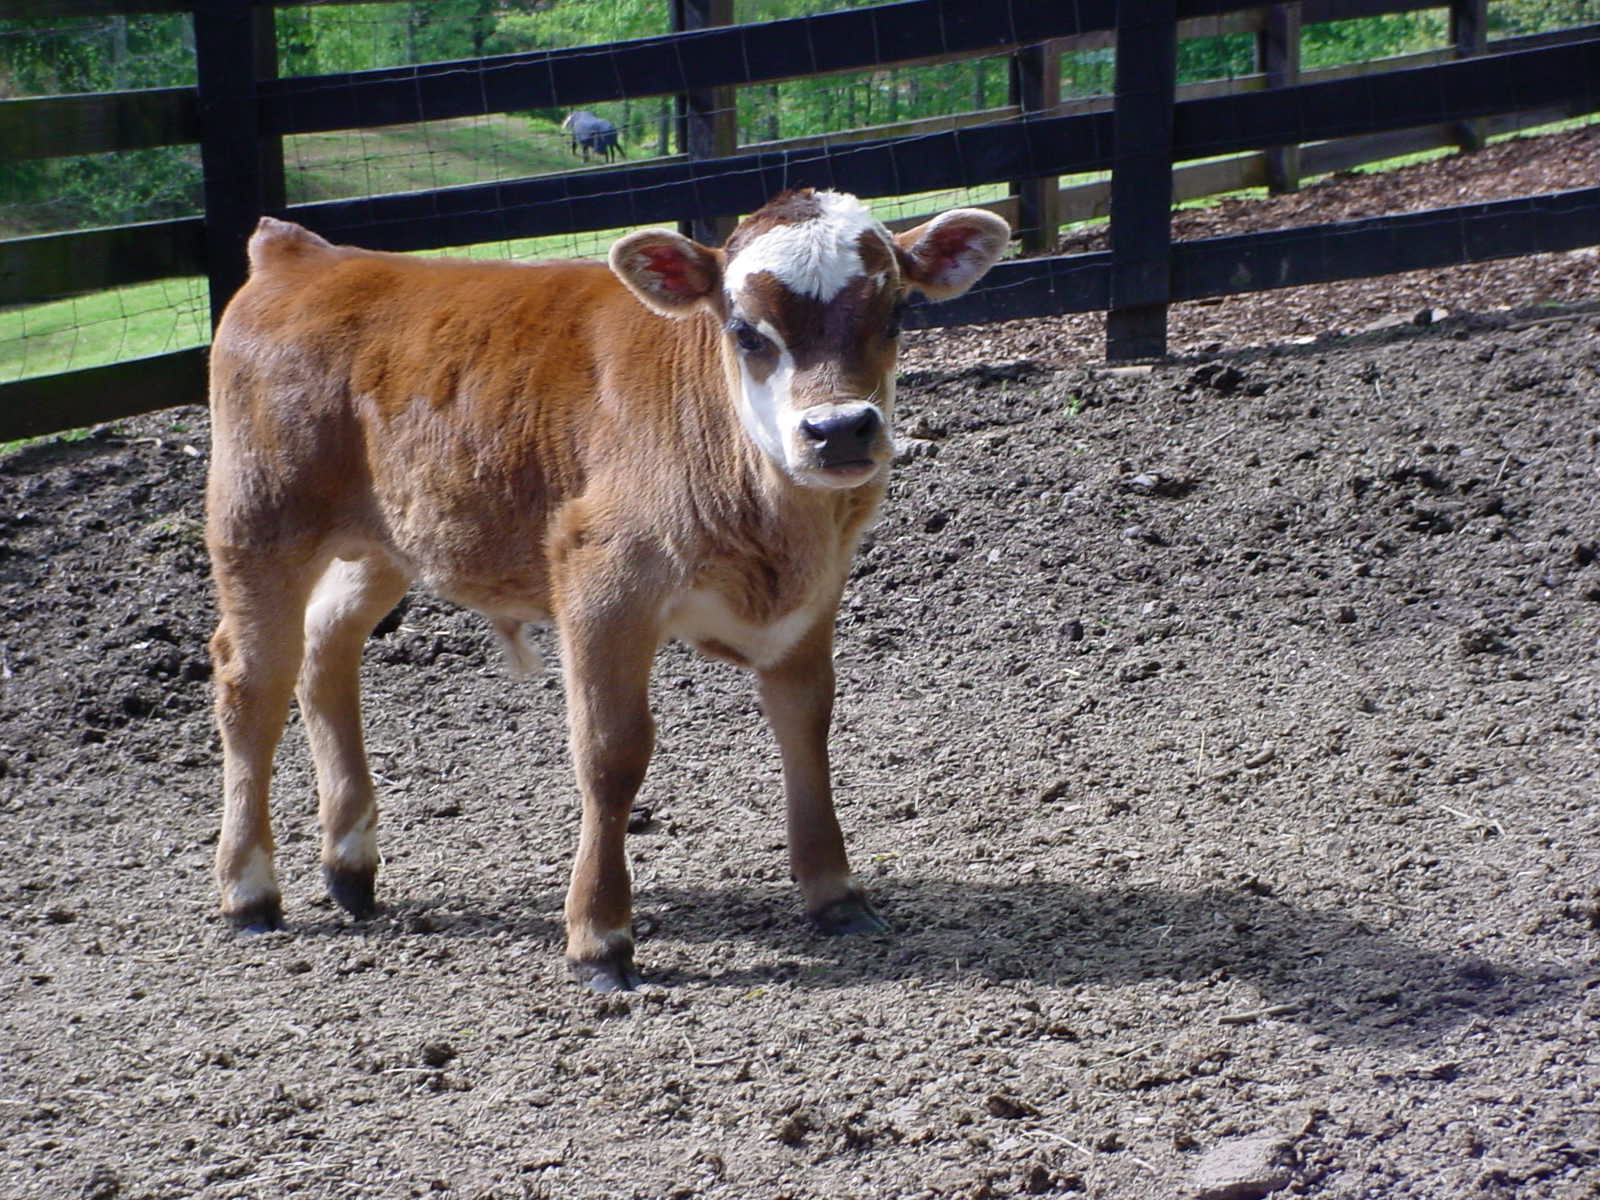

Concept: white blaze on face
[[724, 190, 886, 302]]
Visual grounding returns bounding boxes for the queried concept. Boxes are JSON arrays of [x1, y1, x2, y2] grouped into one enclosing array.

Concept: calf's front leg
[[758, 622, 889, 936], [558, 609, 658, 992]]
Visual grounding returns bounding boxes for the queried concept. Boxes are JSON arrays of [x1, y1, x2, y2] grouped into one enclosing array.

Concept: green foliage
[[1302, 12, 1448, 69], [1178, 32, 1255, 82], [1489, 0, 1600, 35], [0, 15, 198, 233]]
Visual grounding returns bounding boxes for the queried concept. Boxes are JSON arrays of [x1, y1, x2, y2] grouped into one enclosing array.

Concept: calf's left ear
[[895, 209, 1011, 301], [610, 229, 723, 316]]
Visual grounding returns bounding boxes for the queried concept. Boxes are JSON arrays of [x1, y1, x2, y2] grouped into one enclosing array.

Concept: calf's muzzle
[[800, 403, 883, 467]]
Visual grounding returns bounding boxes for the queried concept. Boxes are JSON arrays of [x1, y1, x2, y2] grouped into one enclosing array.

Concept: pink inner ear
[[923, 224, 974, 274], [642, 245, 694, 294]]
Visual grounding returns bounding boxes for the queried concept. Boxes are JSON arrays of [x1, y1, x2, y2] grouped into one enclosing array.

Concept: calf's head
[[610, 189, 1009, 489]]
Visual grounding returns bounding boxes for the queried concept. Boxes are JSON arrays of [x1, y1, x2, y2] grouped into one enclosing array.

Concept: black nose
[[800, 406, 881, 466]]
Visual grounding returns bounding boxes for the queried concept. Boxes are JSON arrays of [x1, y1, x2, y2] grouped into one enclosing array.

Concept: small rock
[[1188, 362, 1246, 395], [1190, 1133, 1294, 1200], [419, 1041, 456, 1068], [985, 1093, 1039, 1120], [1116, 660, 1161, 684], [893, 436, 940, 465], [1457, 626, 1504, 656], [1038, 780, 1072, 804], [1019, 1161, 1053, 1194]]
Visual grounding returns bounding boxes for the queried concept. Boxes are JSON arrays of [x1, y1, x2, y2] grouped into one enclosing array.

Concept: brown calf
[[206, 189, 1009, 990]]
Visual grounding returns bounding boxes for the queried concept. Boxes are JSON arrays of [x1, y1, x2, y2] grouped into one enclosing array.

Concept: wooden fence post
[[1256, 3, 1302, 193], [1450, 0, 1489, 152], [672, 0, 738, 245], [1106, 0, 1178, 361], [254, 6, 286, 213], [1010, 39, 1063, 253], [193, 0, 268, 327]]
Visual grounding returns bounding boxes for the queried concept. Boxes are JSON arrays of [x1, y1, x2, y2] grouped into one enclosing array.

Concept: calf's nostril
[[847, 407, 881, 443]]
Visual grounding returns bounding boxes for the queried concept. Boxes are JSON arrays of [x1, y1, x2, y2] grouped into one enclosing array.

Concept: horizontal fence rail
[[2, 0, 1598, 439], [6, 24, 1592, 306]]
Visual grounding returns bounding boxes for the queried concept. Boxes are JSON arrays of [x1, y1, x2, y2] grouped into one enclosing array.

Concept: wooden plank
[[278, 30, 1600, 256], [911, 182, 1600, 337], [906, 251, 1115, 331], [1107, 0, 1179, 360], [1169, 184, 1600, 300], [674, 0, 738, 245], [1175, 36, 1600, 159], [254, 5, 287, 212], [743, 105, 1020, 156], [4, 38, 1592, 308], [0, 348, 207, 443], [817, 99, 1593, 244], [0, 0, 189, 15], [0, 89, 195, 160], [193, 2, 266, 326], [1299, 102, 1597, 176], [0, 219, 205, 306], [286, 109, 1119, 252], [1011, 40, 1064, 253], [1450, 0, 1489, 152], [1257, 4, 1302, 193], [1297, 0, 1437, 19], [256, 2, 1115, 137]]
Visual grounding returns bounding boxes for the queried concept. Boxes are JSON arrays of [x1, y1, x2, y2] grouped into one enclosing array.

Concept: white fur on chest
[[663, 587, 820, 670]]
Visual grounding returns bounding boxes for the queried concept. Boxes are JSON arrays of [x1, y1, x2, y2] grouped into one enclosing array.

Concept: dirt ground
[[3, 131, 1599, 1200]]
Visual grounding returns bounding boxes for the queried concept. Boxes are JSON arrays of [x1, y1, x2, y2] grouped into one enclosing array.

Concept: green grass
[[0, 276, 210, 384], [284, 113, 584, 202]]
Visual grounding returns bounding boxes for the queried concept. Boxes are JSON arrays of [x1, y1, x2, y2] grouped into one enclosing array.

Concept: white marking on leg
[[224, 847, 278, 910], [332, 818, 377, 872]]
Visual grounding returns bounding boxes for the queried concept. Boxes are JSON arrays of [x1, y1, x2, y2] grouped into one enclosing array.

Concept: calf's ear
[[610, 229, 723, 316], [895, 209, 1011, 301]]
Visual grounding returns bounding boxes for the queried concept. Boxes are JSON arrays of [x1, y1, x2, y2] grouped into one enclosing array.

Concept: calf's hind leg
[[297, 556, 410, 918], [211, 548, 321, 932]]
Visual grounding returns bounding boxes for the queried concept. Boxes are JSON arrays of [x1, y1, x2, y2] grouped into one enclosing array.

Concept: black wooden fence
[[2, 0, 1598, 440]]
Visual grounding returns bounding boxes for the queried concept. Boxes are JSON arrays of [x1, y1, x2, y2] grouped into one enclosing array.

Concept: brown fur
[[205, 194, 1008, 988]]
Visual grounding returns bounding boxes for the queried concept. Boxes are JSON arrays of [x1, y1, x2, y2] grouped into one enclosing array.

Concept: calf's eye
[[728, 319, 769, 354]]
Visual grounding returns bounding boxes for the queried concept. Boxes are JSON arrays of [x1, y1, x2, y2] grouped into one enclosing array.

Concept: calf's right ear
[[610, 230, 723, 316]]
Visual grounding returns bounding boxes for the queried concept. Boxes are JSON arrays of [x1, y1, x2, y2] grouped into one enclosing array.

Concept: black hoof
[[567, 951, 644, 993], [810, 894, 891, 937], [324, 865, 378, 920], [225, 896, 284, 935]]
